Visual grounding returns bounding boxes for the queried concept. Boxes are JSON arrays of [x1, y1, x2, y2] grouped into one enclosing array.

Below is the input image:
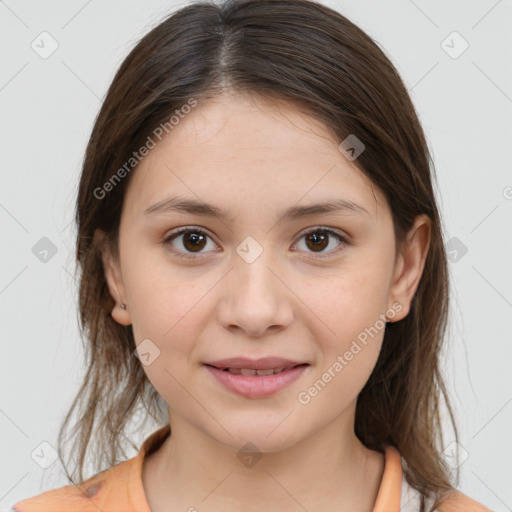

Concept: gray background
[[1, 0, 511, 510]]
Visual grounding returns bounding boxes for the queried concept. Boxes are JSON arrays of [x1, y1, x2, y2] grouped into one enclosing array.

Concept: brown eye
[[164, 226, 348, 261], [294, 227, 348, 257], [305, 230, 329, 252], [163, 228, 217, 259], [182, 231, 207, 252]]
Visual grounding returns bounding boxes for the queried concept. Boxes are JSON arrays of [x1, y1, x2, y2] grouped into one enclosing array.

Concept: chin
[[209, 418, 304, 454]]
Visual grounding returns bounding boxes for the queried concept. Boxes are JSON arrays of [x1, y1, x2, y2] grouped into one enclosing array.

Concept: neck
[[142, 403, 385, 512]]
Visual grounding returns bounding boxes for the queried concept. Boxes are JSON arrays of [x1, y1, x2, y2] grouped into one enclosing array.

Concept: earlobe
[[387, 215, 431, 322], [94, 228, 132, 326], [111, 301, 132, 326]]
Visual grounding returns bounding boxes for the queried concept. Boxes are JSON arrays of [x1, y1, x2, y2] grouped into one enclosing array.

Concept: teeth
[[255, 368, 276, 376], [224, 367, 287, 376]]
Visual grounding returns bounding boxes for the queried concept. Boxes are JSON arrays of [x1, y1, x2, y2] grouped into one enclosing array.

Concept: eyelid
[[293, 225, 349, 258], [163, 226, 219, 260], [163, 225, 349, 260]]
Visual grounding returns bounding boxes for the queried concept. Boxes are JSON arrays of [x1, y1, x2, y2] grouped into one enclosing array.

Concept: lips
[[204, 361, 310, 398], [220, 367, 291, 376], [204, 357, 306, 371]]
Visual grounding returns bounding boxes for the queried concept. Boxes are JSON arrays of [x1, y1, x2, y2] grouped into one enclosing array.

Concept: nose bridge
[[217, 233, 294, 335], [233, 233, 281, 298]]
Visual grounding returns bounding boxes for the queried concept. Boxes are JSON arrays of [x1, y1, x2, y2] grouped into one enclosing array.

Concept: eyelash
[[163, 226, 349, 260]]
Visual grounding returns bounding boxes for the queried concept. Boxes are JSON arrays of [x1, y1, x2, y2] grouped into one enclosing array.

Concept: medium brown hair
[[59, 1, 459, 510]]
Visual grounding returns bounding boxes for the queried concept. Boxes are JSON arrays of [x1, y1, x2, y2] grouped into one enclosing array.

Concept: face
[[100, 92, 430, 453]]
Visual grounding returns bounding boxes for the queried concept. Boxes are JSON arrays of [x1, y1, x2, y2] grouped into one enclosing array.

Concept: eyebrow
[[143, 195, 371, 222]]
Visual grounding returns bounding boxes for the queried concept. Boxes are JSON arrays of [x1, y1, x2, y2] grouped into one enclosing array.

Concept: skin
[[98, 91, 431, 512]]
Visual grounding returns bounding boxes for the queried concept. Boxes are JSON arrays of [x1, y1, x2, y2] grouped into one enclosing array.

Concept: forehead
[[122, 93, 387, 221]]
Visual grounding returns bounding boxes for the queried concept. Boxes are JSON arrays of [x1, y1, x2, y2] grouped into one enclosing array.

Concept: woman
[[12, 0, 492, 510]]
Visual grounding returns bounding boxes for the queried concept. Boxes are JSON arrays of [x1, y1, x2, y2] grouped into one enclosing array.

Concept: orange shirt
[[11, 425, 493, 512]]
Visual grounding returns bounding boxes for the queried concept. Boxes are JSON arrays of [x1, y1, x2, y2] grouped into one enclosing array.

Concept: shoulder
[[10, 474, 106, 512], [11, 425, 168, 512], [401, 473, 493, 512], [435, 489, 495, 512], [10, 459, 135, 512]]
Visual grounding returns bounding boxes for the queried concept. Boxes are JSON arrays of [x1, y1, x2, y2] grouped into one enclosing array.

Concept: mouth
[[203, 361, 310, 398], [205, 363, 308, 376]]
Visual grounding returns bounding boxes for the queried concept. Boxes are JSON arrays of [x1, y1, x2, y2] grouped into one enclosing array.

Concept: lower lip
[[204, 364, 309, 398]]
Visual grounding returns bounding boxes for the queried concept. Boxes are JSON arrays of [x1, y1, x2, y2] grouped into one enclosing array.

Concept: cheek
[[295, 258, 389, 407], [128, 280, 208, 414], [302, 260, 391, 347], [297, 310, 385, 419], [122, 245, 207, 337]]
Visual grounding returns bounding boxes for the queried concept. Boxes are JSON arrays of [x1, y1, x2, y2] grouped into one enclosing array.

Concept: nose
[[216, 247, 294, 338]]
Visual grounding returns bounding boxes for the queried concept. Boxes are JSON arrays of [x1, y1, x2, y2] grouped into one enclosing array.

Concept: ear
[[94, 228, 132, 326], [387, 214, 431, 322]]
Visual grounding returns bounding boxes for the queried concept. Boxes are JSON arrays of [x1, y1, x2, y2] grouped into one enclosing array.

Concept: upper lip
[[204, 357, 307, 370]]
